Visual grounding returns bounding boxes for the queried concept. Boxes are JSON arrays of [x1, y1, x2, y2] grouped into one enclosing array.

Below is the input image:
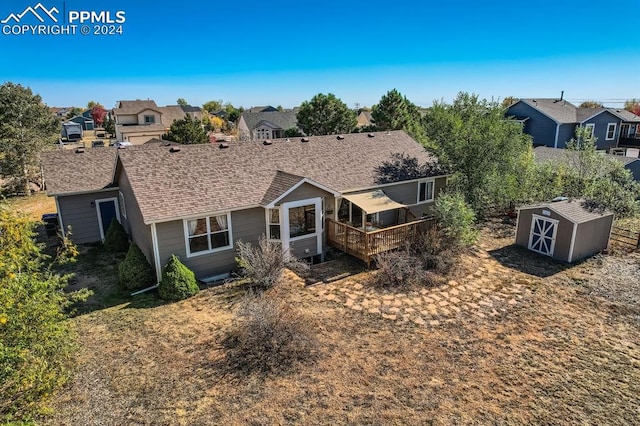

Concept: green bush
[[103, 219, 129, 253], [0, 203, 86, 422], [434, 192, 478, 249], [158, 255, 199, 301], [118, 243, 155, 290]]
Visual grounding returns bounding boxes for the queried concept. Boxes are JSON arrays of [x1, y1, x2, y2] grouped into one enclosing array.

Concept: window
[[606, 123, 616, 140], [144, 115, 155, 124], [417, 179, 434, 203], [584, 123, 595, 138], [185, 213, 232, 256], [288, 204, 316, 238], [267, 208, 281, 240], [620, 123, 631, 138], [118, 191, 126, 219]]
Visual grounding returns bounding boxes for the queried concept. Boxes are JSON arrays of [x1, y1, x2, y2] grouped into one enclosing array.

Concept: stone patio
[[307, 249, 536, 327]]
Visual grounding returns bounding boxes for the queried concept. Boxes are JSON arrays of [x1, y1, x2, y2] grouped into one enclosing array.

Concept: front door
[[96, 198, 120, 241], [528, 214, 558, 257]]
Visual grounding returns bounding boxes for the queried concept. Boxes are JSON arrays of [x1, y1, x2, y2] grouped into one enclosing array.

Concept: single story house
[[506, 98, 640, 151], [515, 198, 614, 263], [237, 110, 300, 141], [41, 131, 448, 282], [533, 146, 640, 181]]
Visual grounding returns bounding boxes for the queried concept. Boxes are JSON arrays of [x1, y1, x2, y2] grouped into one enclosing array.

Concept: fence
[[609, 226, 640, 250]]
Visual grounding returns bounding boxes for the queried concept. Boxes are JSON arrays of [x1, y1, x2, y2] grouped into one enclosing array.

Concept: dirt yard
[[38, 219, 640, 425]]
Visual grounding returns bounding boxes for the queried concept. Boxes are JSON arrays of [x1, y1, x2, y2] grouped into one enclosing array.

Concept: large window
[[268, 208, 281, 240], [144, 115, 155, 124], [417, 179, 434, 203], [185, 213, 232, 256], [288, 204, 316, 238], [606, 123, 616, 140]]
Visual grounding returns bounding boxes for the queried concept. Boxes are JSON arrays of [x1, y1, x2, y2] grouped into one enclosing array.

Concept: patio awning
[[342, 189, 407, 214]]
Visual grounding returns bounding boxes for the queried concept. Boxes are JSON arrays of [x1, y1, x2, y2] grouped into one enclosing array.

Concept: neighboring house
[[112, 100, 199, 144], [51, 107, 72, 118], [507, 98, 640, 151], [357, 111, 375, 128], [41, 131, 449, 282], [68, 114, 95, 131], [237, 110, 299, 140], [248, 105, 279, 113], [533, 146, 640, 181]]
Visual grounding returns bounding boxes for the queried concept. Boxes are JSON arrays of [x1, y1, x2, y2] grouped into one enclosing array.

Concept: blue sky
[[1, 0, 638, 109]]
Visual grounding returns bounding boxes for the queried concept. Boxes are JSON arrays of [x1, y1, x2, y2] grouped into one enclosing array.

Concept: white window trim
[[584, 123, 595, 137], [183, 212, 233, 258], [605, 123, 616, 140], [281, 198, 322, 254], [416, 178, 435, 204], [143, 115, 155, 124], [118, 191, 127, 219]]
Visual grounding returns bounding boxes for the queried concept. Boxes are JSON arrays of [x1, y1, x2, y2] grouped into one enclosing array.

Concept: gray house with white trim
[[42, 131, 448, 282], [507, 98, 640, 151]]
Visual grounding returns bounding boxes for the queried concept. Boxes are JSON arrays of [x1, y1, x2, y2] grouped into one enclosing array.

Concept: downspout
[[553, 124, 560, 148], [132, 222, 163, 296]]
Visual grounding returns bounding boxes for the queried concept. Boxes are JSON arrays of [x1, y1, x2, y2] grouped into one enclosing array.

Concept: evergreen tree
[[296, 93, 357, 135], [164, 114, 208, 144]]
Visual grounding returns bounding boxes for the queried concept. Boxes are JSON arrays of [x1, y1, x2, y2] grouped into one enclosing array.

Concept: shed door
[[528, 214, 558, 257]]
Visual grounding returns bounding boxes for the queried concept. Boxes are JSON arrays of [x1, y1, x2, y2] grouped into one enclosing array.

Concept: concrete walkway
[[307, 250, 536, 327]]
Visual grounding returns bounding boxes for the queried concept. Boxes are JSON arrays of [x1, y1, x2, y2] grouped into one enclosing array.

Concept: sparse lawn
[[38, 221, 640, 425], [4, 192, 56, 221]]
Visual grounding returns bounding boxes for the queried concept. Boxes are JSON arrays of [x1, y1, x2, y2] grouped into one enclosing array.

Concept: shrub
[[0, 203, 86, 422], [223, 293, 317, 374], [236, 236, 309, 292], [118, 243, 155, 290], [374, 249, 441, 289], [158, 255, 199, 301], [434, 192, 478, 249], [103, 219, 129, 253]]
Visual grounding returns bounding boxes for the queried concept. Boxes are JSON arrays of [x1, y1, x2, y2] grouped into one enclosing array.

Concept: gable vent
[[301, 137, 310, 143], [367, 133, 375, 138], [219, 143, 229, 149], [336, 135, 345, 140], [74, 148, 85, 154], [263, 139, 272, 145], [169, 146, 181, 153]]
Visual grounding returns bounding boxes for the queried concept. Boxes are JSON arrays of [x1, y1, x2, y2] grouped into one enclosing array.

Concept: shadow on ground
[[488, 244, 576, 278]]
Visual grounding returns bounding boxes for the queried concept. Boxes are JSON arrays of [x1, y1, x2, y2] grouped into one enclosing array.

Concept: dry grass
[[5, 192, 56, 221], [38, 222, 640, 425]]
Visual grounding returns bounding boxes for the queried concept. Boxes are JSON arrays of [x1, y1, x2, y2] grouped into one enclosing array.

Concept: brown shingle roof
[[41, 148, 118, 195], [113, 100, 160, 116], [260, 171, 306, 205], [118, 131, 439, 223], [519, 198, 613, 223], [158, 106, 187, 128]]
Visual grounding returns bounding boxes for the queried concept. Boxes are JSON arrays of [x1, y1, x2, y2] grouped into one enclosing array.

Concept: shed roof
[[518, 198, 614, 224]]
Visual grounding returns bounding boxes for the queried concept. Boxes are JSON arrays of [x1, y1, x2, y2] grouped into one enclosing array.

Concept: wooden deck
[[326, 218, 435, 267]]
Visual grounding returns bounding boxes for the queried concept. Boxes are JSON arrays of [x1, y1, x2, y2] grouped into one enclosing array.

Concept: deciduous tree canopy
[[0, 82, 59, 195]]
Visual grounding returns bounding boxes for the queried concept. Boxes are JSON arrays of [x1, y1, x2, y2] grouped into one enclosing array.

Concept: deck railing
[[326, 217, 435, 266]]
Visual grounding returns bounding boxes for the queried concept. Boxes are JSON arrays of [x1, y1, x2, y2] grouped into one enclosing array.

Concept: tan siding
[[155, 207, 264, 278], [116, 114, 137, 125], [290, 236, 318, 258], [516, 208, 572, 262], [57, 190, 120, 244], [117, 168, 153, 266], [572, 216, 613, 262], [277, 183, 332, 205]]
